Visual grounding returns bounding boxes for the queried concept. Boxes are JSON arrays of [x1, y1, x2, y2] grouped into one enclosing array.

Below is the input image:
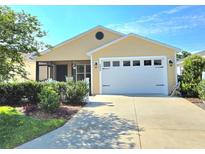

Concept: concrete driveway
[[17, 95, 205, 149]]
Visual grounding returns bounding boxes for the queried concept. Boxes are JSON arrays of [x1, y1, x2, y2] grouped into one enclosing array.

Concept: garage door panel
[[100, 57, 168, 95]]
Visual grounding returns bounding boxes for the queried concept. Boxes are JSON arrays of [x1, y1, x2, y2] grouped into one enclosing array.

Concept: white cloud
[[161, 6, 192, 14], [107, 6, 205, 36]]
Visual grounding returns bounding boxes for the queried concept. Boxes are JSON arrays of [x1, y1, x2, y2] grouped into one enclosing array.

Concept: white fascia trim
[[87, 33, 181, 56], [37, 25, 124, 58]]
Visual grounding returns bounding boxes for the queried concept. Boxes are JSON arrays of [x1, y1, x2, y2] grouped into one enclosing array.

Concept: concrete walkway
[[17, 95, 205, 149]]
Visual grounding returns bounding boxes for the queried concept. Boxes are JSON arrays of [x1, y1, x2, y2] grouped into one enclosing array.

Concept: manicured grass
[[0, 106, 65, 149]]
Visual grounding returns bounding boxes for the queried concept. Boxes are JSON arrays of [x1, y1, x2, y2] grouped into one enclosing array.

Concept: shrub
[[0, 81, 67, 106], [40, 81, 66, 100], [0, 80, 88, 107], [38, 86, 60, 113], [180, 55, 205, 97], [0, 81, 41, 106], [63, 80, 89, 105], [197, 80, 205, 101]]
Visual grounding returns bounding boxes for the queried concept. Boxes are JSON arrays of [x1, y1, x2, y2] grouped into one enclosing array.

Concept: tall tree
[[0, 6, 47, 81], [176, 50, 191, 61]]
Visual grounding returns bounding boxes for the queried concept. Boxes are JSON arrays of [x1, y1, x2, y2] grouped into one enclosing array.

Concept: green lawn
[[0, 106, 65, 149]]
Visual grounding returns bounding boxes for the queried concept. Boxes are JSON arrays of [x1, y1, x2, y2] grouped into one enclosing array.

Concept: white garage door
[[100, 56, 168, 95]]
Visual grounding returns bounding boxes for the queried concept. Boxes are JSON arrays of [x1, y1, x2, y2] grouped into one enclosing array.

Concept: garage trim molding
[[99, 56, 169, 95]]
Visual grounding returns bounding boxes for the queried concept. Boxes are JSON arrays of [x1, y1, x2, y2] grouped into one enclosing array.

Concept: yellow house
[[13, 53, 36, 82], [35, 26, 180, 96]]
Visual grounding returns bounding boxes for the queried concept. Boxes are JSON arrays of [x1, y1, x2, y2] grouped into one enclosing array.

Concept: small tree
[[180, 55, 205, 97], [176, 50, 191, 61], [0, 6, 48, 81]]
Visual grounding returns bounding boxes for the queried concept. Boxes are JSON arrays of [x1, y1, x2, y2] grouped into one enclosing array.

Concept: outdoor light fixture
[[168, 59, 174, 66], [93, 61, 98, 68], [72, 64, 76, 69]]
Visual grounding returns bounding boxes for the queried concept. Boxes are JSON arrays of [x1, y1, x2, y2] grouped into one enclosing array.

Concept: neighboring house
[[196, 50, 205, 57], [35, 26, 179, 96], [177, 50, 205, 75], [177, 59, 184, 75], [14, 53, 36, 82]]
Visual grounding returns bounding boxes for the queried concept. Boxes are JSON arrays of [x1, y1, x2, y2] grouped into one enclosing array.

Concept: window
[[77, 65, 84, 73], [95, 32, 104, 40], [103, 61, 110, 67], [154, 60, 162, 65], [123, 61, 130, 66], [144, 60, 152, 66], [75, 64, 91, 81], [113, 61, 120, 67], [86, 65, 91, 73], [133, 60, 140, 66], [77, 74, 84, 81]]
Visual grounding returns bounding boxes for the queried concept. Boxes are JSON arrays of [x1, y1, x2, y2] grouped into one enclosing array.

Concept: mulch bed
[[185, 98, 204, 104], [16, 104, 82, 120], [185, 98, 205, 110]]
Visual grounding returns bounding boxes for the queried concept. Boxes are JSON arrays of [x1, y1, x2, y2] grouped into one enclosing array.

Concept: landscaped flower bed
[[16, 104, 81, 120], [0, 80, 89, 148]]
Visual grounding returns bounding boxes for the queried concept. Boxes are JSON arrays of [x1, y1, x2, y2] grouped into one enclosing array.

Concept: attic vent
[[95, 31, 104, 40]]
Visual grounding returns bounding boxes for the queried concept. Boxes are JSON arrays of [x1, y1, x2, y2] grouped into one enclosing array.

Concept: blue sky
[[10, 5, 205, 52]]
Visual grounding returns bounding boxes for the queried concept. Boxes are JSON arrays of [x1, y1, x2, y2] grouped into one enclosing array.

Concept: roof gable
[[87, 33, 181, 56], [37, 26, 124, 57]]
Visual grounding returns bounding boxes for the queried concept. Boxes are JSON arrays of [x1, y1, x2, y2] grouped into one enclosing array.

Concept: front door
[[56, 65, 68, 81]]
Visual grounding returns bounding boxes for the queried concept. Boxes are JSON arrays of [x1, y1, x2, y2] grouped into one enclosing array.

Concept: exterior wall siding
[[14, 58, 36, 82]]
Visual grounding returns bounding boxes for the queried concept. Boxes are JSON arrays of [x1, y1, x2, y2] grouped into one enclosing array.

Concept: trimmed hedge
[[0, 81, 41, 105], [0, 80, 88, 106]]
